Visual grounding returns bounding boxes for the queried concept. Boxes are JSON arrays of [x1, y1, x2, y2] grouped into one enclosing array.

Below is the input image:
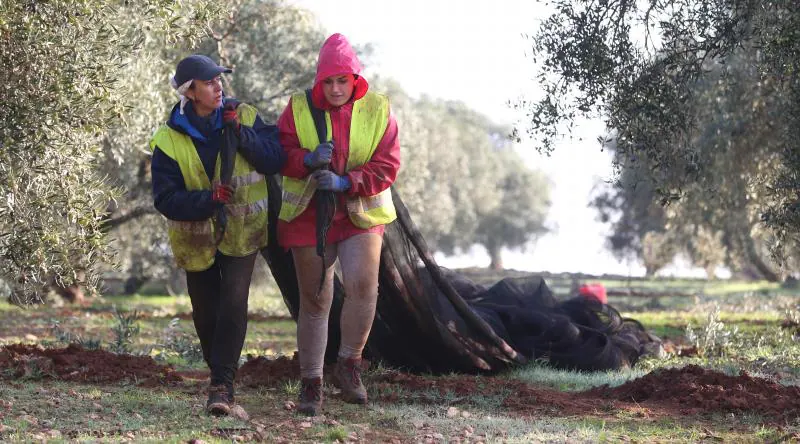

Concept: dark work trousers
[[185, 252, 257, 390]]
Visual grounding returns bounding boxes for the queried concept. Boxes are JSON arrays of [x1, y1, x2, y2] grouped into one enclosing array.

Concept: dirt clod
[[229, 404, 250, 422]]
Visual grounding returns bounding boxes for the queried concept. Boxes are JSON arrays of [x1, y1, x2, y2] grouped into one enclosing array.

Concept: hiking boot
[[206, 384, 233, 416], [297, 377, 323, 416], [334, 357, 367, 405]]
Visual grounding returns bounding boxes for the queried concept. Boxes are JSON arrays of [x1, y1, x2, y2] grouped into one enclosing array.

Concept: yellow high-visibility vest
[[279, 91, 397, 229], [149, 104, 268, 271]]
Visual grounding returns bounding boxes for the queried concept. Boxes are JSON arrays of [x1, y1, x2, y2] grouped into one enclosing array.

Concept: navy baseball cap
[[174, 55, 232, 85]]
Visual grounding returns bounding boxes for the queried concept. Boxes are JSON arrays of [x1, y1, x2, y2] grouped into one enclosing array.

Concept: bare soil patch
[[374, 365, 800, 424]]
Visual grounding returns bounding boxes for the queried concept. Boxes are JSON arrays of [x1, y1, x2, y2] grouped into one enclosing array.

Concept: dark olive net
[[314, 188, 336, 296], [263, 177, 658, 374], [213, 118, 239, 245]]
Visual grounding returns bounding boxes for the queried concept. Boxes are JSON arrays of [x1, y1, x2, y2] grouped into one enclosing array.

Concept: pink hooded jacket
[[310, 33, 369, 109], [276, 33, 401, 249]]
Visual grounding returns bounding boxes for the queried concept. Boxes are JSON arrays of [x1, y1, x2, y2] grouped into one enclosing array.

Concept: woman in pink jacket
[[276, 33, 401, 416]]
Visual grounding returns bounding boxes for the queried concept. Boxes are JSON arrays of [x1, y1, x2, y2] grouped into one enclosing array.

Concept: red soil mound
[[589, 364, 800, 417], [238, 354, 301, 387], [237, 353, 365, 387], [0, 344, 181, 385]]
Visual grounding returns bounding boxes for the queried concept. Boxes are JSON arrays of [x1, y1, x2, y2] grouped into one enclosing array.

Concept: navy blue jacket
[[151, 99, 285, 221]]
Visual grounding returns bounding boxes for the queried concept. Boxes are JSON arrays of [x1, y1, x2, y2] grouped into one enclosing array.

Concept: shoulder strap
[[305, 89, 327, 143]]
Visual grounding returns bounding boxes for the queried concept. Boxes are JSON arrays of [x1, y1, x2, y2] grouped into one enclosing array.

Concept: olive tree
[[524, 0, 800, 274], [0, 0, 224, 303], [591, 49, 788, 280]]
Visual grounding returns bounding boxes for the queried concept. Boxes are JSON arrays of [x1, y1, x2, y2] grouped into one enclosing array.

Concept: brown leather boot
[[206, 384, 233, 416], [334, 357, 367, 404], [297, 377, 323, 416]]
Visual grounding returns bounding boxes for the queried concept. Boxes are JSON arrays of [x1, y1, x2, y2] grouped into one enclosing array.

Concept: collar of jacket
[[166, 100, 223, 142]]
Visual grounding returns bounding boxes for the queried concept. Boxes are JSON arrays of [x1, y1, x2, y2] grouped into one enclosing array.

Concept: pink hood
[[311, 33, 369, 109]]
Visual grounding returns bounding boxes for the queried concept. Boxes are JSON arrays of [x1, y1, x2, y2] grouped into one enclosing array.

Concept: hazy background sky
[[290, 0, 709, 277]]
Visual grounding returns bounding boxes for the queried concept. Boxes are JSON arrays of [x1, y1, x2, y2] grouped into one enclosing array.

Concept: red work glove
[[222, 103, 240, 134], [211, 183, 234, 204]]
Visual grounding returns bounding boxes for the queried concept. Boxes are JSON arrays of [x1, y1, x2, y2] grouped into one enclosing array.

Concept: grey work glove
[[303, 142, 333, 169]]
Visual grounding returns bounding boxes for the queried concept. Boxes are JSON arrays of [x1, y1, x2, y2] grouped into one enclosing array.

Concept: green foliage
[[326, 427, 348, 442], [524, 0, 800, 269], [1, 0, 549, 298], [198, 0, 326, 120], [281, 378, 300, 397], [640, 231, 678, 277], [109, 308, 141, 354], [0, 0, 225, 304], [1, 0, 119, 304], [153, 317, 204, 365], [48, 320, 102, 350], [685, 306, 740, 358], [594, 49, 791, 279]]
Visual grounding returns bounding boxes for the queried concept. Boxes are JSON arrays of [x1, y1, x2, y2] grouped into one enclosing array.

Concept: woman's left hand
[[312, 170, 351, 192]]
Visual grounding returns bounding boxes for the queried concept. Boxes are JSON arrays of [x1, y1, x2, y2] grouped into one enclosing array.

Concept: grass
[[325, 426, 348, 442], [503, 360, 650, 391], [0, 293, 297, 371], [377, 403, 789, 443], [2, 275, 800, 442], [0, 380, 249, 442]]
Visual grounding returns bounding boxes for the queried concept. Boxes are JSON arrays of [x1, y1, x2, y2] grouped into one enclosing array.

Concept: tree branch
[[100, 206, 158, 232]]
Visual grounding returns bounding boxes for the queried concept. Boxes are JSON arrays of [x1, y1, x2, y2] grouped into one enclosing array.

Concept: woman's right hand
[[303, 142, 334, 169], [211, 183, 235, 204]]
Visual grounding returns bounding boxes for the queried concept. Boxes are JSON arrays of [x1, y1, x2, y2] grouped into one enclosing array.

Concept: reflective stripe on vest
[[279, 91, 397, 229], [150, 103, 268, 271]]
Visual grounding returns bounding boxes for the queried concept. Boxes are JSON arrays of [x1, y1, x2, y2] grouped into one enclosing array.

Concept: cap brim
[[196, 65, 233, 81]]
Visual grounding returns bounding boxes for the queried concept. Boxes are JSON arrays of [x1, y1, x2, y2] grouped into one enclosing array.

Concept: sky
[[290, 0, 713, 278]]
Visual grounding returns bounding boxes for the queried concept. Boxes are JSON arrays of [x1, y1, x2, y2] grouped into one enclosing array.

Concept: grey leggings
[[292, 233, 382, 379]]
